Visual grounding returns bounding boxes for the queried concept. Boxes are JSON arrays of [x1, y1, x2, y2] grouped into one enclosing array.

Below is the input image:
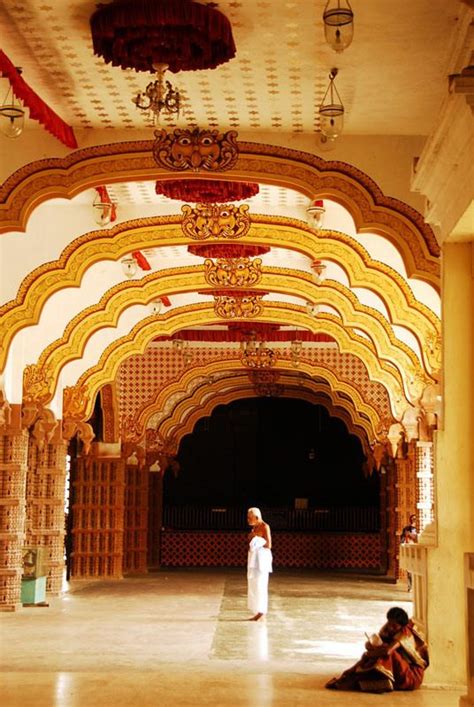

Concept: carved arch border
[[164, 386, 371, 456], [156, 375, 375, 444], [69, 302, 409, 420], [0, 140, 439, 273], [27, 266, 431, 406], [134, 359, 383, 438], [0, 217, 440, 375]]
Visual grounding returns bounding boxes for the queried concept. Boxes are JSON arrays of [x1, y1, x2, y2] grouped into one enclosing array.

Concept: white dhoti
[[247, 537, 273, 614]]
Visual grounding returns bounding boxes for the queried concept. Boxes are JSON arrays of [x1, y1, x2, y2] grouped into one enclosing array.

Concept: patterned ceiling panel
[[0, 1, 455, 135]]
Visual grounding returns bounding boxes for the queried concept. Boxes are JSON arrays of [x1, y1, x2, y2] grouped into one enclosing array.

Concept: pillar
[[0, 405, 28, 611], [425, 242, 474, 690], [25, 431, 67, 595]]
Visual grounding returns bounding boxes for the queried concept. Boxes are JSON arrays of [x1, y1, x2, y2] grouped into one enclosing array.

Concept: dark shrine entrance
[[159, 398, 385, 573]]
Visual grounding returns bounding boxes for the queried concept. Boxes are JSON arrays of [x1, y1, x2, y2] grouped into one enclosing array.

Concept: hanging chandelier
[[132, 63, 180, 124], [319, 69, 344, 141], [323, 0, 354, 53], [306, 198, 326, 228], [241, 334, 276, 369], [90, 0, 236, 73], [0, 69, 24, 138]]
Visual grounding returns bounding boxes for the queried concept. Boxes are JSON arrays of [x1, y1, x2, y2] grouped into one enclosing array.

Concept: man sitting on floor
[[325, 606, 429, 693]]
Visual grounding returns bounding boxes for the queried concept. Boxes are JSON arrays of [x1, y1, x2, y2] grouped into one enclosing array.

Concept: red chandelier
[[90, 0, 236, 73], [188, 243, 269, 259], [155, 179, 259, 203]]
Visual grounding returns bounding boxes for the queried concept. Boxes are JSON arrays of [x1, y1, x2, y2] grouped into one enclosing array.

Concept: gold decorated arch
[[2, 217, 440, 376], [136, 360, 382, 441], [159, 384, 372, 456], [0, 140, 440, 282]]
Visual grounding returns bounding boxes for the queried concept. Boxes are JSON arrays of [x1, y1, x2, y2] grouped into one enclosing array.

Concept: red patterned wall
[[118, 345, 392, 429], [161, 531, 382, 571]]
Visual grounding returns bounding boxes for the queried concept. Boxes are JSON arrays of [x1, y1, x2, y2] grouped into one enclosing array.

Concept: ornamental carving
[[122, 414, 144, 444], [204, 257, 262, 288], [63, 384, 90, 421], [241, 345, 276, 369], [62, 419, 95, 455], [181, 202, 250, 240], [153, 128, 239, 171], [214, 293, 263, 319], [23, 364, 52, 405], [31, 408, 58, 452]]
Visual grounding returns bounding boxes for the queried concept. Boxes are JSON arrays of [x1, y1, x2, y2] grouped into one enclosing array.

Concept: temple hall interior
[[0, 1, 473, 705]]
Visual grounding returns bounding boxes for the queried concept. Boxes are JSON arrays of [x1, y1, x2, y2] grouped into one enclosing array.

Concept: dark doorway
[[164, 398, 378, 511]]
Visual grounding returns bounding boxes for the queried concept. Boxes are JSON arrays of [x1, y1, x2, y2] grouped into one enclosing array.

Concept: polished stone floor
[[0, 569, 463, 706]]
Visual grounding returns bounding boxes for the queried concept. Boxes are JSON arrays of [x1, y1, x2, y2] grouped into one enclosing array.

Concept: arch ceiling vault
[[0, 1, 446, 451]]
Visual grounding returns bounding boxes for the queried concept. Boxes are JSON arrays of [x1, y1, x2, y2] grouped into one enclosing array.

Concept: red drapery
[[188, 244, 270, 258], [0, 50, 77, 149], [153, 329, 335, 343], [156, 179, 259, 203]]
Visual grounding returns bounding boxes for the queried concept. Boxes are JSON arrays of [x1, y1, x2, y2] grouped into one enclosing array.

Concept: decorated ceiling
[[0, 1, 447, 454]]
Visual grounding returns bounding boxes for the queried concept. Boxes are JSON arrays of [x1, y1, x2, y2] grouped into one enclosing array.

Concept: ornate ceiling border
[[0, 140, 440, 269], [0, 217, 440, 374]]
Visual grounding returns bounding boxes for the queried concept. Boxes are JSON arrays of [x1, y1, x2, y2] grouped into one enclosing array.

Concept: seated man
[[326, 607, 429, 693]]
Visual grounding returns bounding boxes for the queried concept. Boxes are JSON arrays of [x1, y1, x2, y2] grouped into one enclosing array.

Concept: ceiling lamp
[[90, 0, 236, 73], [121, 258, 138, 279], [149, 300, 163, 315], [319, 69, 344, 141], [93, 187, 116, 226], [0, 74, 25, 138], [311, 260, 327, 283], [133, 63, 180, 125], [323, 0, 354, 53], [306, 198, 325, 228], [156, 179, 259, 203]]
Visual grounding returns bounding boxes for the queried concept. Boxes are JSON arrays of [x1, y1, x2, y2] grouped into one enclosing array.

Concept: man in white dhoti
[[247, 507, 272, 621]]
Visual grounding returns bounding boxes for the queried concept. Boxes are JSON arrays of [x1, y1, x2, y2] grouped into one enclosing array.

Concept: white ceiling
[[0, 0, 458, 136]]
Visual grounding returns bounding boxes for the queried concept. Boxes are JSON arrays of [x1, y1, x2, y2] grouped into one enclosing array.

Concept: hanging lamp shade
[[156, 179, 259, 203], [90, 0, 236, 73]]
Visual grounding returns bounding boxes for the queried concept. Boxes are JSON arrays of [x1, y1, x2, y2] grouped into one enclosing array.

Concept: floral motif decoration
[[204, 257, 262, 288], [181, 202, 250, 240]]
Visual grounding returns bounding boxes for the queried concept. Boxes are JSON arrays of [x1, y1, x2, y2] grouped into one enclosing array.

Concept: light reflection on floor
[[0, 570, 464, 706]]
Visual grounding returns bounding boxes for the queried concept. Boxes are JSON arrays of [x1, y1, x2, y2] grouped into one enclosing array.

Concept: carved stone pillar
[[25, 425, 67, 595], [70, 454, 125, 579], [0, 403, 28, 611]]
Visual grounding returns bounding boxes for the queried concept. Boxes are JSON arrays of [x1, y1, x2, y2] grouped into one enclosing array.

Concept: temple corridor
[[0, 570, 462, 706]]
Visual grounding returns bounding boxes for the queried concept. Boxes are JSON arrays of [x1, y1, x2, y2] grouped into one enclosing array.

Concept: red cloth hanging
[[156, 179, 259, 203], [153, 329, 335, 343], [188, 244, 270, 258], [0, 50, 77, 149]]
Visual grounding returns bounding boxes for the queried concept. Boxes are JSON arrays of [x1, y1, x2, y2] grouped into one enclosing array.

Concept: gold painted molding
[[162, 385, 372, 453], [26, 263, 432, 406], [0, 141, 439, 272], [0, 217, 440, 374], [136, 359, 381, 438], [73, 303, 407, 420]]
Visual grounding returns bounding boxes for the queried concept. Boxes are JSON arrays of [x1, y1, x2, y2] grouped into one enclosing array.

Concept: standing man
[[247, 507, 272, 621]]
